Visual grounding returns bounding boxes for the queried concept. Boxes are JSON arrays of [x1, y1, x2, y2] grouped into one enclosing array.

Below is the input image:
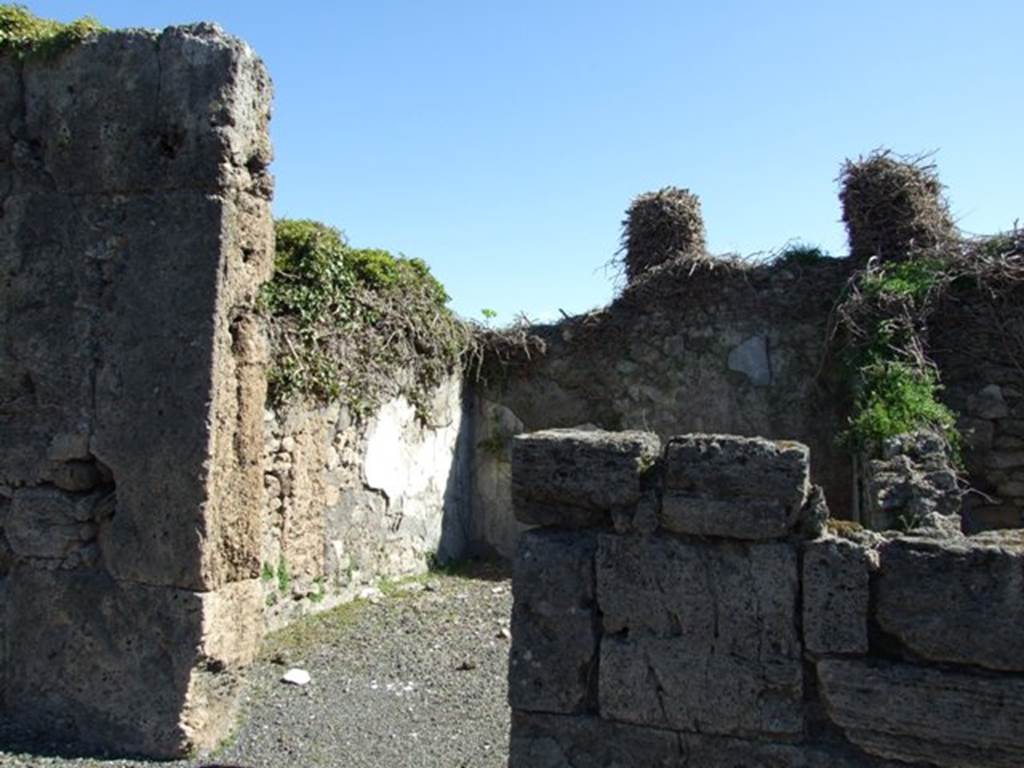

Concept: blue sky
[[32, 1, 1024, 323]]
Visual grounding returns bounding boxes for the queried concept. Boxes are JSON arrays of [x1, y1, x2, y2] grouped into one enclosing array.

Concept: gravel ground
[[0, 564, 513, 768]]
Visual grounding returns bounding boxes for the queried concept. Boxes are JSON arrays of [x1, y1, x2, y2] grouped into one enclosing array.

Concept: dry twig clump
[[839, 149, 957, 263], [621, 186, 707, 282]]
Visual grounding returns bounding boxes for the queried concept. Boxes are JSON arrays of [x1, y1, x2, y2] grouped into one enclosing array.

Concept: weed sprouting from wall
[[262, 219, 471, 420], [775, 242, 830, 267], [835, 254, 959, 457], [833, 151, 974, 458], [620, 186, 707, 283], [0, 4, 104, 58]]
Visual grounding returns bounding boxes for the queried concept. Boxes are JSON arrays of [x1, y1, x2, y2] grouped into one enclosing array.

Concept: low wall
[[474, 258, 857, 558], [260, 374, 472, 627], [507, 429, 1024, 768], [0, 26, 272, 757], [476, 255, 1024, 557]]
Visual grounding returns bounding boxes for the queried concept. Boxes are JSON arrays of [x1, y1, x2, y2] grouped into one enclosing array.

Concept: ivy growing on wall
[[0, 4, 103, 58], [835, 232, 1023, 460], [262, 219, 472, 420]]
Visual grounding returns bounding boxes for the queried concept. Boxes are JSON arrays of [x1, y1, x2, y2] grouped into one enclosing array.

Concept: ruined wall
[[473, 252, 1024, 557], [0, 25, 273, 757], [507, 429, 1024, 768], [474, 257, 855, 558], [931, 279, 1024, 532], [260, 375, 472, 627]]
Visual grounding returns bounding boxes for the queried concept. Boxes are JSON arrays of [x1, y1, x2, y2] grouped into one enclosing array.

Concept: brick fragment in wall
[[508, 530, 598, 714], [595, 534, 802, 737], [510, 428, 660, 527], [964, 504, 1023, 532], [818, 658, 1024, 768], [997, 479, 1024, 497], [875, 532, 1024, 671], [659, 434, 810, 538], [993, 436, 1024, 450], [802, 536, 873, 655]]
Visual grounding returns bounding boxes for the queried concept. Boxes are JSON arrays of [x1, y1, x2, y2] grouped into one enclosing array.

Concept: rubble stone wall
[[507, 428, 1024, 768], [931, 281, 1024, 532], [0, 26, 273, 757], [260, 374, 472, 628], [475, 258, 1024, 557], [473, 259, 856, 559]]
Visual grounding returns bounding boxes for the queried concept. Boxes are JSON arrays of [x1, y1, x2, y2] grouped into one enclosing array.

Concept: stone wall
[[260, 374, 472, 628], [931, 278, 1024, 532], [475, 255, 1024, 556], [0, 26, 273, 757], [474, 258, 856, 558], [507, 429, 1024, 768]]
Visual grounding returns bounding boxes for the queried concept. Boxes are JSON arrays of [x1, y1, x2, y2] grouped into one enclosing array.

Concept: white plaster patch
[[363, 377, 463, 541], [728, 335, 772, 386]]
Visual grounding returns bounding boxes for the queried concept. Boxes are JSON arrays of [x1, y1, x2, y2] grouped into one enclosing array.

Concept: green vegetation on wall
[[838, 255, 960, 458], [0, 4, 103, 58], [262, 219, 471, 419]]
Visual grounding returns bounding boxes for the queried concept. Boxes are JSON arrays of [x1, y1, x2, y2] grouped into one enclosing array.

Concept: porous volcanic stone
[[3, 563, 262, 759], [803, 536, 873, 655], [509, 712, 898, 768], [875, 532, 1024, 671], [511, 429, 660, 527], [661, 434, 809, 538], [596, 534, 802, 737], [508, 529, 598, 714], [818, 658, 1024, 768]]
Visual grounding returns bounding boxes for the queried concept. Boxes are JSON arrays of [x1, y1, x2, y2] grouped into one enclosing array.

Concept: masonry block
[[3, 564, 262, 758], [508, 529, 599, 714], [511, 429, 660, 527], [875, 532, 1024, 671], [596, 534, 802, 737], [802, 536, 873, 655], [661, 434, 809, 538], [818, 658, 1024, 768]]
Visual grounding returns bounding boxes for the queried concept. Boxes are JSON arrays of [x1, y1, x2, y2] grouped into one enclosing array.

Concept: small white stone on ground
[[281, 668, 311, 686]]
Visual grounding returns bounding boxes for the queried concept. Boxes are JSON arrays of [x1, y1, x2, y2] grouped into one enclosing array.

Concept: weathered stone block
[[802, 536, 872, 655], [509, 530, 598, 714], [509, 712, 683, 768], [509, 712, 895, 768], [600, 635, 803, 737], [660, 493, 796, 539], [511, 429, 660, 527], [818, 658, 1024, 768], [661, 435, 809, 537], [876, 533, 1024, 671], [0, 24, 272, 758], [2, 564, 261, 758], [596, 535, 802, 736], [17, 25, 271, 198], [862, 431, 962, 531], [6, 486, 105, 562]]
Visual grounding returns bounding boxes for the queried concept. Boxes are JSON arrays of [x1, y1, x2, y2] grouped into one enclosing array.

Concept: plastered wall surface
[[261, 374, 472, 627]]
